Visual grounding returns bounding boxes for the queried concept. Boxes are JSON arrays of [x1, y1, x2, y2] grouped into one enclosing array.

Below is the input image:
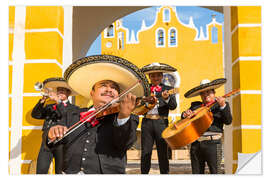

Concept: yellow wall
[[9, 6, 15, 61], [101, 6, 225, 113], [23, 64, 62, 93], [231, 6, 261, 173], [9, 6, 64, 174], [25, 32, 63, 63], [25, 6, 64, 34]]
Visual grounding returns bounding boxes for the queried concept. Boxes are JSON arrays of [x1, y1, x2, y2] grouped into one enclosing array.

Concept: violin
[[48, 80, 141, 145], [80, 94, 157, 124]]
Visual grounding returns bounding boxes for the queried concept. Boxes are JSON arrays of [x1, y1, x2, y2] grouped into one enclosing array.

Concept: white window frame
[[211, 26, 218, 44], [163, 8, 170, 22], [156, 28, 166, 48], [104, 24, 115, 38], [117, 32, 124, 49], [168, 27, 178, 47]]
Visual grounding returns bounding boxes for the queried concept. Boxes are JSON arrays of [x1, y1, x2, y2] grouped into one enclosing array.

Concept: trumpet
[[34, 82, 52, 97]]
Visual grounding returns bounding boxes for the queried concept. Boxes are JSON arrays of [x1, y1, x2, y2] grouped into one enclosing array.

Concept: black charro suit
[[181, 101, 232, 174], [141, 83, 177, 174], [43, 106, 139, 174], [31, 100, 78, 174]]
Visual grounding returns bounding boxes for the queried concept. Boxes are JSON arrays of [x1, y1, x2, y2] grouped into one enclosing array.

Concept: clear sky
[[87, 6, 224, 56]]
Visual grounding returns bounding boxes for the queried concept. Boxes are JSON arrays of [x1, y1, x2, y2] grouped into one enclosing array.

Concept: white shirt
[[147, 97, 170, 115]]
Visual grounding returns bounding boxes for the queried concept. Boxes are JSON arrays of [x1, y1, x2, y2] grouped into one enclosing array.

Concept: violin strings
[[48, 80, 141, 144]]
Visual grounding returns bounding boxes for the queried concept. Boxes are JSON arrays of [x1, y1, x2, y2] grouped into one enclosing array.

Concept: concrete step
[[126, 160, 225, 174], [127, 149, 190, 160]]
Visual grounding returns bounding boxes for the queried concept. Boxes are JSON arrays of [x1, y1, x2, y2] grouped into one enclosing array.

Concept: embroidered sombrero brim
[[64, 55, 150, 99], [184, 78, 227, 98], [141, 62, 177, 74], [43, 77, 77, 96]]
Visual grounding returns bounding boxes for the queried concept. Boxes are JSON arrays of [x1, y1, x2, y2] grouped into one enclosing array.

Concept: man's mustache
[[101, 92, 115, 98]]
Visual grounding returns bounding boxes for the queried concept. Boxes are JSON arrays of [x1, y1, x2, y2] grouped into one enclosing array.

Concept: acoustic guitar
[[162, 89, 239, 149]]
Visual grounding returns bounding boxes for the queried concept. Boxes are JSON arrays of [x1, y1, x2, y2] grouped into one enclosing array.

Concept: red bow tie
[[80, 110, 99, 127], [53, 104, 57, 110], [151, 85, 162, 93], [53, 102, 67, 110]]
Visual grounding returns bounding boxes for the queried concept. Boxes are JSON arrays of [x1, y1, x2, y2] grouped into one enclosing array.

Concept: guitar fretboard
[[168, 88, 179, 95]]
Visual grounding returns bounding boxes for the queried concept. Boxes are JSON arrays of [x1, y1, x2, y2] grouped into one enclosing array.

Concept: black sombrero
[[43, 77, 77, 96], [141, 62, 177, 74], [184, 78, 227, 98], [64, 55, 150, 99]]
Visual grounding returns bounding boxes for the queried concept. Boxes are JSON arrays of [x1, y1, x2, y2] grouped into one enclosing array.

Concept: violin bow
[[48, 80, 141, 145]]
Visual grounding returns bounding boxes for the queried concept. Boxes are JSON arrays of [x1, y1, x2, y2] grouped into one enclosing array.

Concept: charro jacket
[[43, 106, 139, 174]]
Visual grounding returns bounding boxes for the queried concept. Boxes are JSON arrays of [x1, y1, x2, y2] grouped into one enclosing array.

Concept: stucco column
[[225, 6, 261, 174]]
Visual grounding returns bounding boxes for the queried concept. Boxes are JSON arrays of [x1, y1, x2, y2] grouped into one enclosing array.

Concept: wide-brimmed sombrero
[[141, 62, 177, 74], [184, 78, 227, 98], [43, 77, 77, 96], [63, 55, 150, 99]]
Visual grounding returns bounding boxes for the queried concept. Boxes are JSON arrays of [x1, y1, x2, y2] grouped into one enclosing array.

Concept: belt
[[62, 171, 85, 174], [145, 114, 167, 120], [197, 133, 222, 142]]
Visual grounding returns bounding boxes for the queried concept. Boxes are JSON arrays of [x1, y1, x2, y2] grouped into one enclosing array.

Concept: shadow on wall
[[9, 109, 44, 174]]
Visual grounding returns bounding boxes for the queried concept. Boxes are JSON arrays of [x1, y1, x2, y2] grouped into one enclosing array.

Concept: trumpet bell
[[34, 82, 43, 91]]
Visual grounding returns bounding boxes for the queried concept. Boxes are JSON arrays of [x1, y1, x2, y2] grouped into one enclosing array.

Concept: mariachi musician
[[181, 78, 232, 174], [31, 77, 78, 174], [140, 62, 177, 174], [43, 55, 150, 174]]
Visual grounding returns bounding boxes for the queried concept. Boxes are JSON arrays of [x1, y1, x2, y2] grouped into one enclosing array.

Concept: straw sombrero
[[184, 78, 227, 98], [141, 62, 177, 74], [43, 77, 77, 96], [64, 55, 150, 99]]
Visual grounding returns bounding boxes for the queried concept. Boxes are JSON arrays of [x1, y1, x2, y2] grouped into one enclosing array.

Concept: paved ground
[[126, 160, 224, 174]]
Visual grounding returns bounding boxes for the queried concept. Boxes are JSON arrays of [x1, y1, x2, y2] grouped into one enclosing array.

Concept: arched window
[[118, 32, 124, 49], [104, 24, 114, 38], [211, 27, 218, 43], [163, 9, 170, 22], [169, 28, 177, 46], [156, 29, 165, 47]]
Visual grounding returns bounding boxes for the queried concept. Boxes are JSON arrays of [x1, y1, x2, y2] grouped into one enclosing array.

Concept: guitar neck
[[207, 89, 240, 108], [167, 88, 179, 95], [222, 89, 240, 98]]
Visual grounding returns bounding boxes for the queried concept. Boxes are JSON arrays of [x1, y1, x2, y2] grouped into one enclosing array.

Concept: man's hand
[[40, 96, 48, 103], [48, 125, 68, 141], [48, 91, 60, 102], [118, 93, 137, 119], [162, 90, 169, 100], [182, 109, 193, 119], [215, 96, 226, 108]]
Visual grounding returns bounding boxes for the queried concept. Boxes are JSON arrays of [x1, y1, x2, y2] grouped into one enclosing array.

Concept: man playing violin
[[32, 77, 77, 174], [43, 55, 150, 174], [140, 62, 177, 174], [182, 78, 232, 174]]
